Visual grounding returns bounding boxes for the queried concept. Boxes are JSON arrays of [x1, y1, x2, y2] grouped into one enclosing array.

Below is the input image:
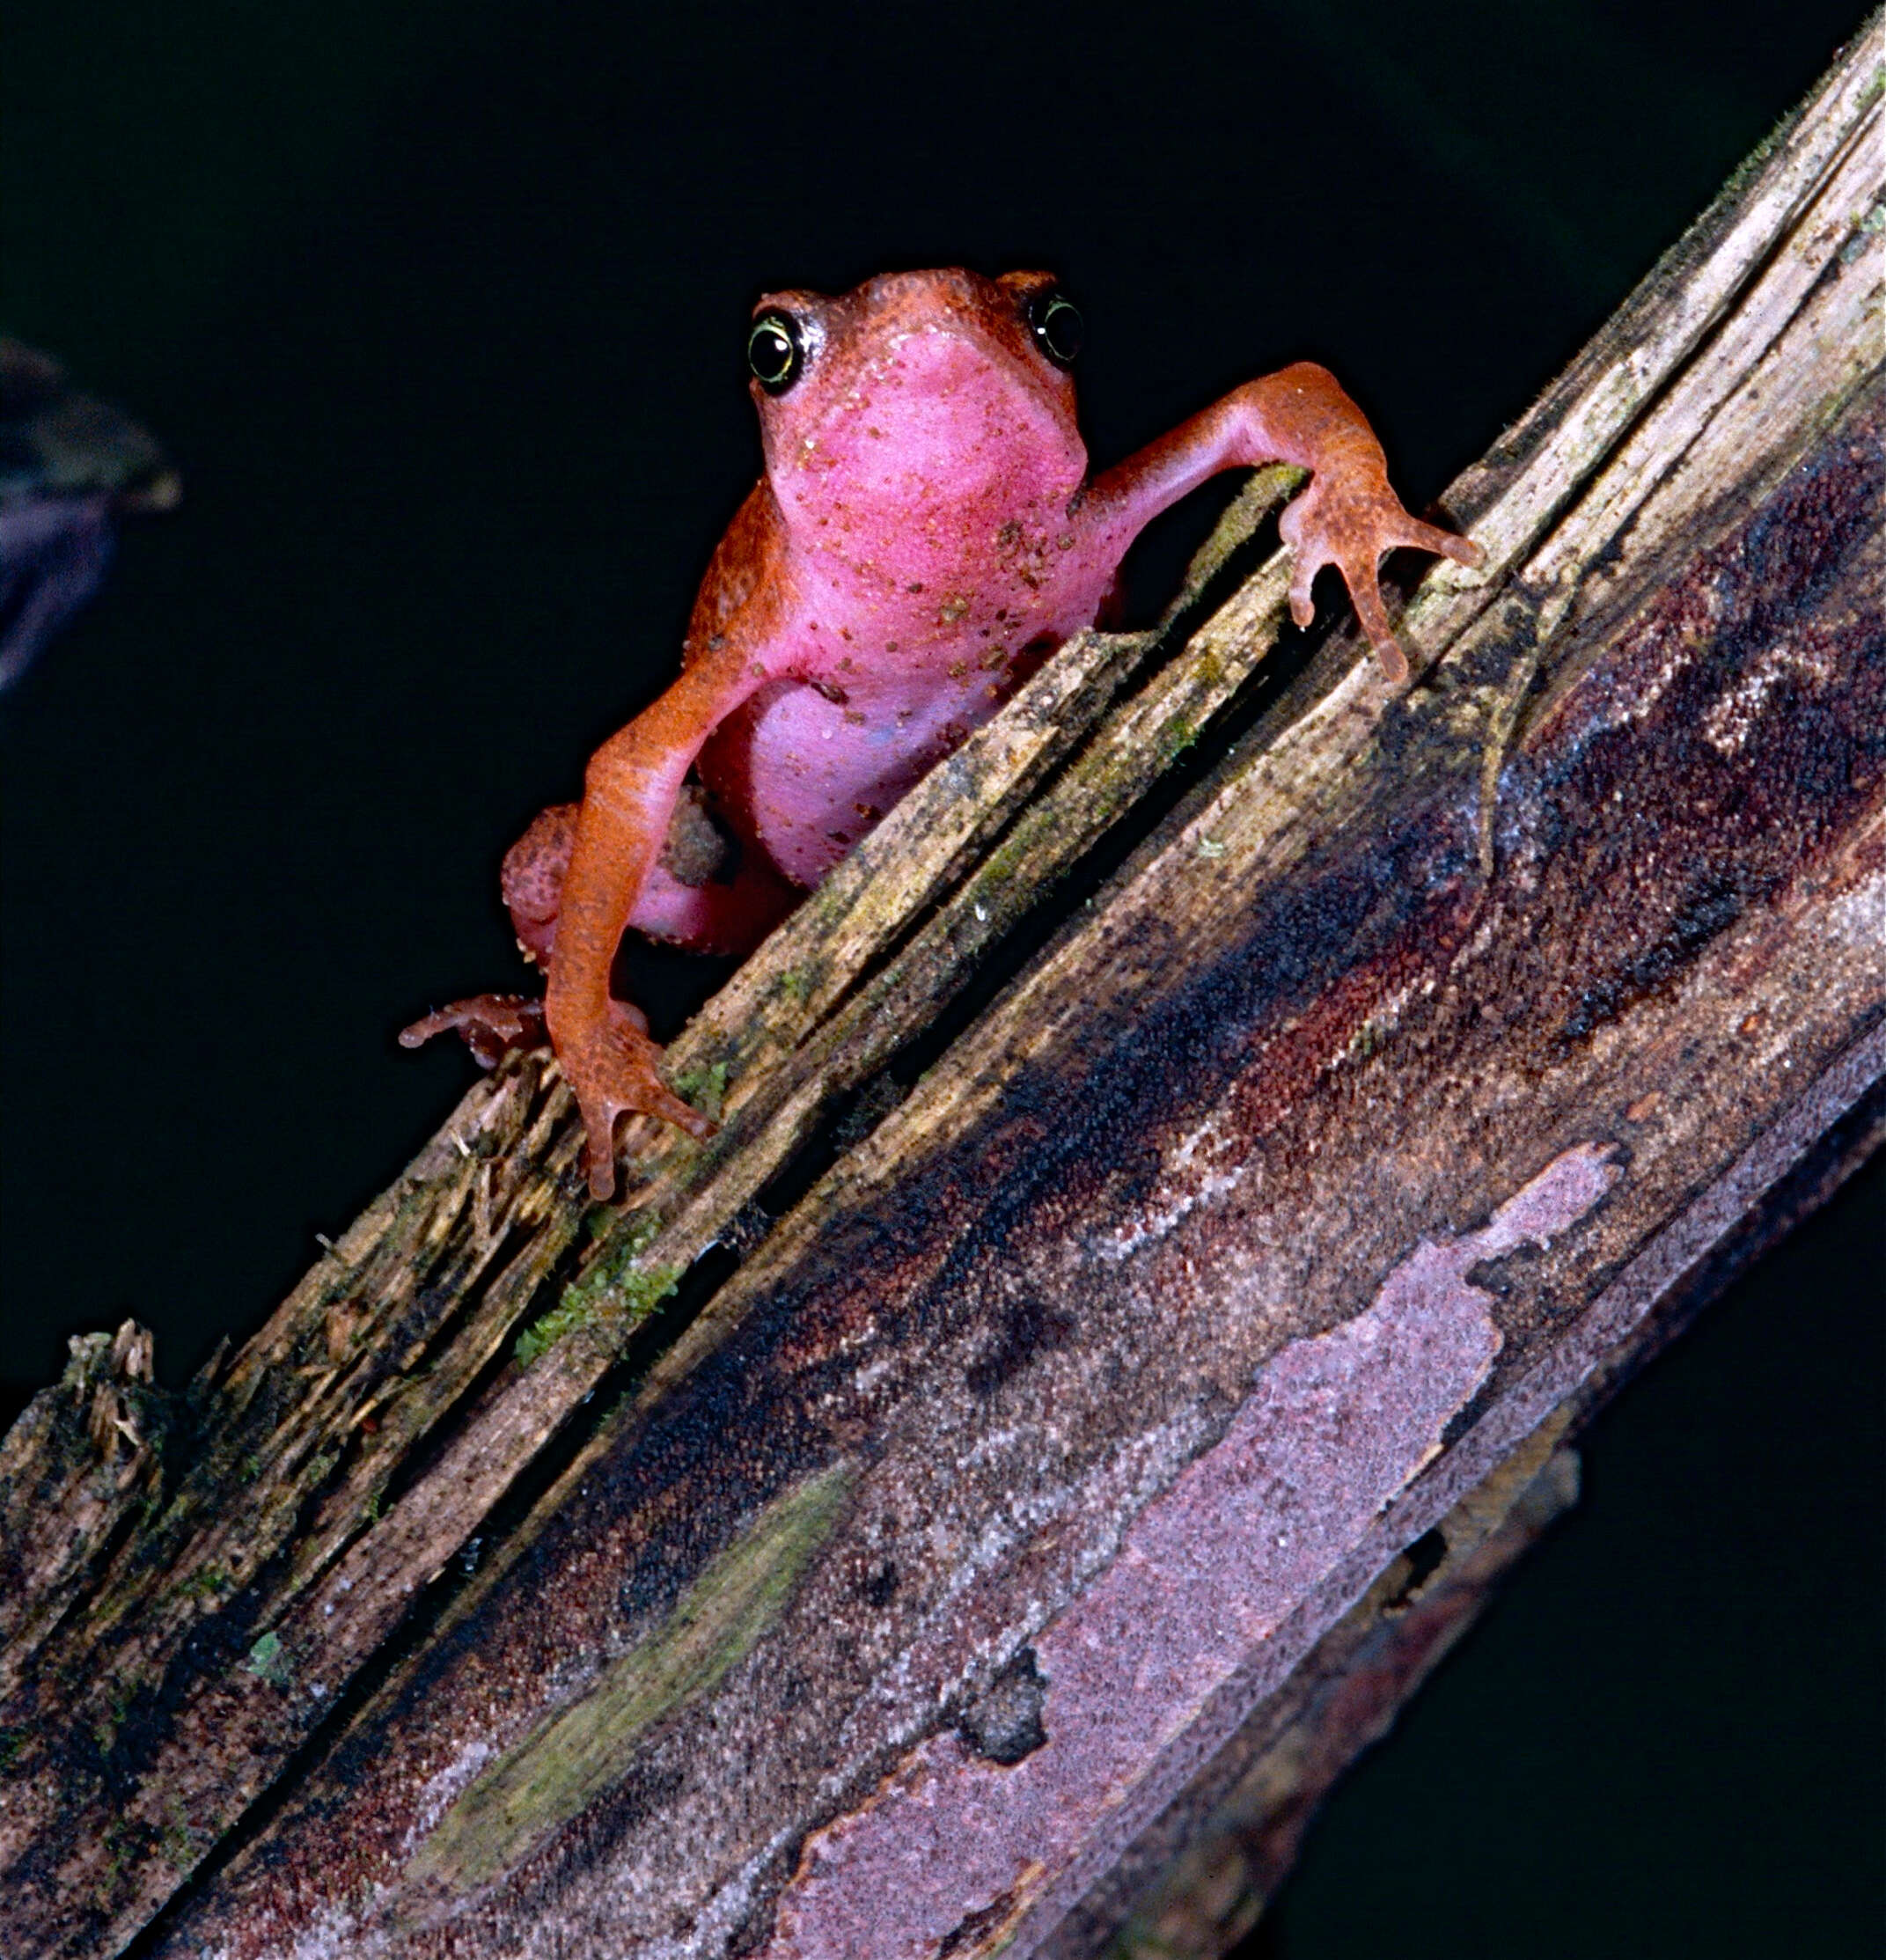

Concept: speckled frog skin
[[406, 268, 1480, 1196]]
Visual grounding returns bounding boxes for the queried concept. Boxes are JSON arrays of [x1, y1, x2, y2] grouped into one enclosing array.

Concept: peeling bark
[[1, 17, 1881, 1958]]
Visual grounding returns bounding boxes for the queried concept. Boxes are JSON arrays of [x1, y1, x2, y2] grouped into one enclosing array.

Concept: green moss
[[0, 1727, 25, 1771], [179, 1563, 231, 1601], [588, 1206, 660, 1270], [92, 1680, 136, 1758], [1157, 714, 1199, 764], [160, 1798, 202, 1872], [514, 1297, 598, 1367], [669, 1059, 728, 1122], [516, 1210, 680, 1366], [620, 1263, 683, 1320], [98, 1817, 137, 1905], [977, 829, 1032, 893], [408, 1461, 855, 1893], [1841, 198, 1886, 267]]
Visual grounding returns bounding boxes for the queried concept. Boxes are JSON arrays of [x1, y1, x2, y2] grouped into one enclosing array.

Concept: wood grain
[[1, 17, 1880, 1956]]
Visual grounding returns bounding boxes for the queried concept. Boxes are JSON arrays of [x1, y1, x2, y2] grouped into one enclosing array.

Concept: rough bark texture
[[1, 18, 1881, 1958], [1053, 1428, 1587, 1960]]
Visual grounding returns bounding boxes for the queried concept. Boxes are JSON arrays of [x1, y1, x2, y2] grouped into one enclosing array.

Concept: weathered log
[[1, 16, 1881, 1956], [1051, 1083, 1886, 1960], [1056, 1428, 1588, 1960]]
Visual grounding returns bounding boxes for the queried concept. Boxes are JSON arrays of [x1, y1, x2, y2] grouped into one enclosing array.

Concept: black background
[[4, 3, 1880, 1951]]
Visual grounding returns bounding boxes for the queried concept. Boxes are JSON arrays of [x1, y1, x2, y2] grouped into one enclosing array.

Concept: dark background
[[4, 2, 1880, 1950]]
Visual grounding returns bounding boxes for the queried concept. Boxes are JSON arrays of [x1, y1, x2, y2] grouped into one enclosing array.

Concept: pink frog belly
[[701, 666, 1016, 888]]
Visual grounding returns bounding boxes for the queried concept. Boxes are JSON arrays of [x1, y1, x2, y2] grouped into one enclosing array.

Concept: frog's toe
[[400, 994, 547, 1070], [1400, 515, 1485, 569], [576, 1079, 715, 1201], [1364, 624, 1410, 686], [1343, 572, 1407, 685], [1287, 550, 1322, 630], [569, 1013, 718, 1200]]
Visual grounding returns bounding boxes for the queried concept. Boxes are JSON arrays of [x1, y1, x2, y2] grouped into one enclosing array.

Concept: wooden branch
[[2, 17, 1881, 1956], [1054, 1428, 1588, 1960], [1051, 1078, 1886, 1960]]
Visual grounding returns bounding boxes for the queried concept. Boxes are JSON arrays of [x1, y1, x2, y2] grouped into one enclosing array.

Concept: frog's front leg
[[398, 804, 576, 1071], [405, 635, 793, 1198], [400, 794, 793, 1068], [1087, 363, 1482, 684], [543, 635, 795, 1198]]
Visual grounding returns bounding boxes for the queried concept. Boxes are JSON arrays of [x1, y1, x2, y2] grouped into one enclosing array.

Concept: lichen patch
[[760, 1147, 1617, 1959]]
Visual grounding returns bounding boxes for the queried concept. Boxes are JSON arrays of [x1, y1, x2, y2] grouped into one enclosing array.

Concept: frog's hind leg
[[499, 801, 581, 967], [503, 789, 797, 960], [399, 802, 577, 1067], [400, 794, 798, 1069], [399, 992, 551, 1069]]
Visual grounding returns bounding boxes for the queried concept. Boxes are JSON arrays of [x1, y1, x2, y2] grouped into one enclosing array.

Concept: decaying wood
[[1054, 1427, 1587, 1960], [2, 18, 1881, 1957], [1050, 1075, 1886, 1960]]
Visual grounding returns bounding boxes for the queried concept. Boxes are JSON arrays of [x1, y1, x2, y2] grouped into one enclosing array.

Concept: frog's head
[[746, 268, 1089, 551]]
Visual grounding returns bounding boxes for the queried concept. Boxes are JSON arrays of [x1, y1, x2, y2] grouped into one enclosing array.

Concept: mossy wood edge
[[0, 18, 1880, 1957]]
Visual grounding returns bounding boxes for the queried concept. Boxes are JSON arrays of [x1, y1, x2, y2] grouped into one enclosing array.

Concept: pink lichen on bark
[[762, 1143, 1619, 1960]]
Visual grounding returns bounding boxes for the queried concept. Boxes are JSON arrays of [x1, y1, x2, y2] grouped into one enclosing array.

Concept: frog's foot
[[559, 1002, 717, 1200], [400, 993, 547, 1071], [1280, 473, 1484, 686]]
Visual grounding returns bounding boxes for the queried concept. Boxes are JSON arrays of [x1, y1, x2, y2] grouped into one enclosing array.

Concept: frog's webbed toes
[[1342, 572, 1407, 685], [577, 1086, 715, 1201], [1280, 503, 1327, 628], [569, 1007, 717, 1201], [1287, 475, 1480, 684], [1359, 517, 1481, 681], [400, 993, 547, 1070], [1283, 503, 1404, 678], [1398, 515, 1486, 570]]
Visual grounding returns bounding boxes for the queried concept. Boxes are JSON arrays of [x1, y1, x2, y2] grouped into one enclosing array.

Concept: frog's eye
[[748, 311, 804, 395], [1026, 290, 1083, 368]]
